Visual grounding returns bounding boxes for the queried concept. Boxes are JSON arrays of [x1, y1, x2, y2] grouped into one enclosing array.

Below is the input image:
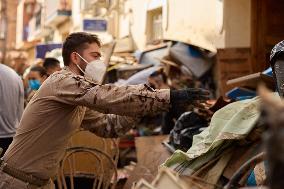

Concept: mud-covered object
[[273, 60, 284, 97], [169, 42, 213, 79], [169, 112, 208, 151], [270, 40, 284, 96], [270, 40, 284, 67]]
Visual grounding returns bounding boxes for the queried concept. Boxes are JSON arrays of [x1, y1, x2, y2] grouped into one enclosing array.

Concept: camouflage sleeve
[[52, 72, 170, 117], [81, 108, 139, 138]]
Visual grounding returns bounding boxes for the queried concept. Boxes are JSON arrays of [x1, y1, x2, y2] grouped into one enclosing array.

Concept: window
[[147, 8, 163, 43]]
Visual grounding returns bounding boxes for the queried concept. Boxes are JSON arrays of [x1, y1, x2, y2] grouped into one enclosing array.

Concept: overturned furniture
[[56, 130, 119, 189]]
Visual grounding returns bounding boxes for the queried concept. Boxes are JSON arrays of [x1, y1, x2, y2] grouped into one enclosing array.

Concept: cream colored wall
[[129, 0, 148, 49], [130, 0, 225, 50], [118, 0, 132, 38], [128, 0, 251, 50], [223, 0, 251, 48], [67, 0, 251, 50], [164, 0, 221, 45], [71, 0, 82, 31], [55, 20, 72, 42], [16, 0, 24, 49]]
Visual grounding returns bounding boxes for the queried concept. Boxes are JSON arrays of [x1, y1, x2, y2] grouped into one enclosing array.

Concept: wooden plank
[[226, 72, 275, 91], [217, 48, 252, 60], [226, 72, 261, 86], [251, 0, 284, 73], [216, 48, 252, 96]]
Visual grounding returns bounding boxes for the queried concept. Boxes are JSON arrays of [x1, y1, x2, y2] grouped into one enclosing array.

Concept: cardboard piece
[[123, 135, 171, 189], [217, 48, 252, 96], [151, 168, 188, 189], [132, 168, 191, 189], [132, 179, 157, 189]]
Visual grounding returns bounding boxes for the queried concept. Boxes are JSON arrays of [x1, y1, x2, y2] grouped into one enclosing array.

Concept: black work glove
[[170, 88, 210, 104]]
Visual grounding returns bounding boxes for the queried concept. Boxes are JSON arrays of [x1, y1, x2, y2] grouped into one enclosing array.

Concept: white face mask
[[75, 52, 107, 84]]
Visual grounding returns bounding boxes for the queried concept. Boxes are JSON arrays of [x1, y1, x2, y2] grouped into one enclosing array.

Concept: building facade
[[15, 0, 284, 94], [0, 0, 19, 65]]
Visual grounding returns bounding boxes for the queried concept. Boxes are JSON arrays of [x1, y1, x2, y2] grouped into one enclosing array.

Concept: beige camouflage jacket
[[3, 67, 170, 179]]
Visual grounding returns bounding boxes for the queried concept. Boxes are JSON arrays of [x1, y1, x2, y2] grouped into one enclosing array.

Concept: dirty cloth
[[163, 95, 277, 175], [2, 67, 170, 181], [169, 111, 208, 151]]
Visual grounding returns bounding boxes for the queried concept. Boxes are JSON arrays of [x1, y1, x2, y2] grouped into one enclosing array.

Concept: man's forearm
[[81, 109, 140, 138]]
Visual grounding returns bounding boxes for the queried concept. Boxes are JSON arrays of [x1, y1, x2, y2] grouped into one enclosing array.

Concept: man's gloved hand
[[170, 88, 210, 104]]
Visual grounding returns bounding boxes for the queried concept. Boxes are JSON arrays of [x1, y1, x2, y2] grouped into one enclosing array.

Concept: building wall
[[0, 0, 19, 64], [6, 0, 18, 50], [124, 0, 251, 50], [223, 0, 251, 48], [47, 0, 252, 50], [16, 0, 25, 49], [71, 0, 81, 31], [55, 19, 72, 42], [15, 0, 252, 61], [129, 0, 224, 50], [164, 0, 222, 48], [117, 0, 131, 38]]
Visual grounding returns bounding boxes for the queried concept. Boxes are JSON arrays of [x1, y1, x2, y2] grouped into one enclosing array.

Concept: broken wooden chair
[[57, 146, 118, 189], [56, 129, 119, 189]]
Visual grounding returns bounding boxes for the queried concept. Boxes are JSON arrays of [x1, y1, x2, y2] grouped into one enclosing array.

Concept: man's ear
[[70, 52, 79, 65]]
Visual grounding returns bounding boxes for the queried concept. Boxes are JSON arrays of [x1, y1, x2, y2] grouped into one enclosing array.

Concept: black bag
[[169, 111, 208, 151]]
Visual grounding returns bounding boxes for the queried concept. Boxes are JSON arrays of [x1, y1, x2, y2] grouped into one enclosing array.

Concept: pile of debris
[[100, 39, 221, 188], [133, 167, 216, 189], [101, 37, 278, 189], [225, 67, 274, 101], [105, 40, 216, 92], [105, 40, 217, 138], [101, 35, 274, 188]]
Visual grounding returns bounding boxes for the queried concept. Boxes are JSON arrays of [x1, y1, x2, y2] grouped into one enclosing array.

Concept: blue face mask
[[29, 80, 41, 90]]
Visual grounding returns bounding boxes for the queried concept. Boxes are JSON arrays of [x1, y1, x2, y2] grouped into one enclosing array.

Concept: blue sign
[[36, 43, 62, 59], [83, 19, 107, 32]]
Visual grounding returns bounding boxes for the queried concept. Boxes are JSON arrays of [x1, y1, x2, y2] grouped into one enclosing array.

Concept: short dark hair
[[62, 32, 101, 66], [43, 57, 60, 69], [30, 66, 47, 77]]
